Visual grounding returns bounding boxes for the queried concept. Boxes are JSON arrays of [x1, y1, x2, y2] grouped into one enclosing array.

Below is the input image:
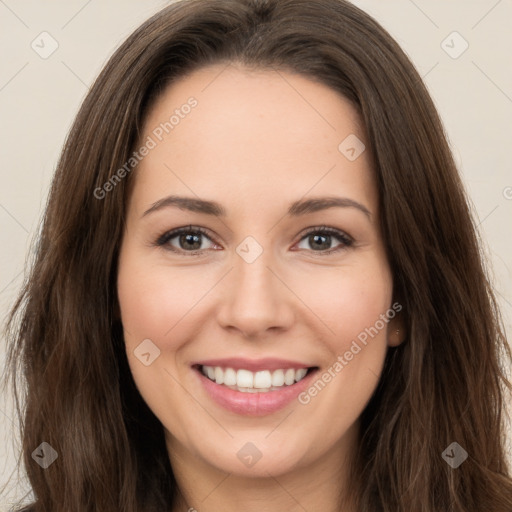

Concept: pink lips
[[191, 358, 317, 416]]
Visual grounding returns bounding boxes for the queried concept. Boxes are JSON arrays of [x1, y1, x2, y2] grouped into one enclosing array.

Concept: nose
[[216, 248, 295, 339]]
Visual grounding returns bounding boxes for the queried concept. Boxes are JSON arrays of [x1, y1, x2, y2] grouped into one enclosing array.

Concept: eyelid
[[297, 225, 352, 241]]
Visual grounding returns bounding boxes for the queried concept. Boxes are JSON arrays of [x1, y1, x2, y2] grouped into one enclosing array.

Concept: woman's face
[[117, 63, 403, 478]]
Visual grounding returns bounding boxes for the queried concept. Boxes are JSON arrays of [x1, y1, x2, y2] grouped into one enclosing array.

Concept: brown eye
[[295, 227, 353, 254], [156, 226, 217, 254]]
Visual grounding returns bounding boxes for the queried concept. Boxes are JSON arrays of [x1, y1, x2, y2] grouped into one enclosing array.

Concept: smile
[[191, 359, 319, 416], [200, 365, 310, 392]]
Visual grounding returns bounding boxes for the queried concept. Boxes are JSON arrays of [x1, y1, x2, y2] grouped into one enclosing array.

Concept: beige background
[[1, 0, 511, 509]]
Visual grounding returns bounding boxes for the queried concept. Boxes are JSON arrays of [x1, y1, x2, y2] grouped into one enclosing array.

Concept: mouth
[[191, 361, 319, 416], [193, 364, 317, 393]]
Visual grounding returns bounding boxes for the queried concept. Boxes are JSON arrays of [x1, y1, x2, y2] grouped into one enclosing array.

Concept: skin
[[117, 63, 405, 512]]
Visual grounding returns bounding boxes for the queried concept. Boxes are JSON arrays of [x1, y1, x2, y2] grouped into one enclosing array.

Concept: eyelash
[[153, 224, 354, 257]]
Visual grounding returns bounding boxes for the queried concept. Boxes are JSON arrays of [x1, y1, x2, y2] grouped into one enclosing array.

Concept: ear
[[387, 312, 406, 347]]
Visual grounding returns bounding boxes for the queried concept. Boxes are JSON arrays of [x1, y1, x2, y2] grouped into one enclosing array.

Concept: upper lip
[[192, 357, 315, 372]]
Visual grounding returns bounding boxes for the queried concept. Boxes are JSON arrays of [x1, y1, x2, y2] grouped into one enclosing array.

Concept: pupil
[[181, 233, 201, 250], [311, 234, 330, 250]]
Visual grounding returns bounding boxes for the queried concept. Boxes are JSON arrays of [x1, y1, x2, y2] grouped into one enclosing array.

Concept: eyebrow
[[142, 195, 371, 220]]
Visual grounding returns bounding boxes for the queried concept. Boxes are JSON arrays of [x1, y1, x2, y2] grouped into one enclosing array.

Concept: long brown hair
[[3, 0, 512, 510]]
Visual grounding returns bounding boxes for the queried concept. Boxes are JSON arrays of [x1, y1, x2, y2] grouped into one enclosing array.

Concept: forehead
[[130, 64, 376, 217]]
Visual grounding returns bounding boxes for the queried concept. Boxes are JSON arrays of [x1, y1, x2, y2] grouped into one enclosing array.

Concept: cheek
[[293, 260, 393, 351], [294, 263, 393, 422], [117, 251, 203, 347], [116, 250, 195, 428], [118, 269, 171, 343]]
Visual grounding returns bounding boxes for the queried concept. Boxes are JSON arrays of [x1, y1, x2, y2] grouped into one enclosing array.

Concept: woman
[[3, 0, 512, 510]]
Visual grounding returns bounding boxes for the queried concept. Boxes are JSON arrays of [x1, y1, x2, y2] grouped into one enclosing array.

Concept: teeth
[[271, 369, 285, 387], [284, 369, 295, 385], [237, 369, 253, 388], [214, 366, 224, 385], [223, 367, 237, 386], [254, 370, 272, 388], [295, 368, 308, 382], [201, 365, 310, 391]]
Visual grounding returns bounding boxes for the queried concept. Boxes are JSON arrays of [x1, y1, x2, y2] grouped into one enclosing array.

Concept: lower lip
[[194, 367, 318, 416]]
